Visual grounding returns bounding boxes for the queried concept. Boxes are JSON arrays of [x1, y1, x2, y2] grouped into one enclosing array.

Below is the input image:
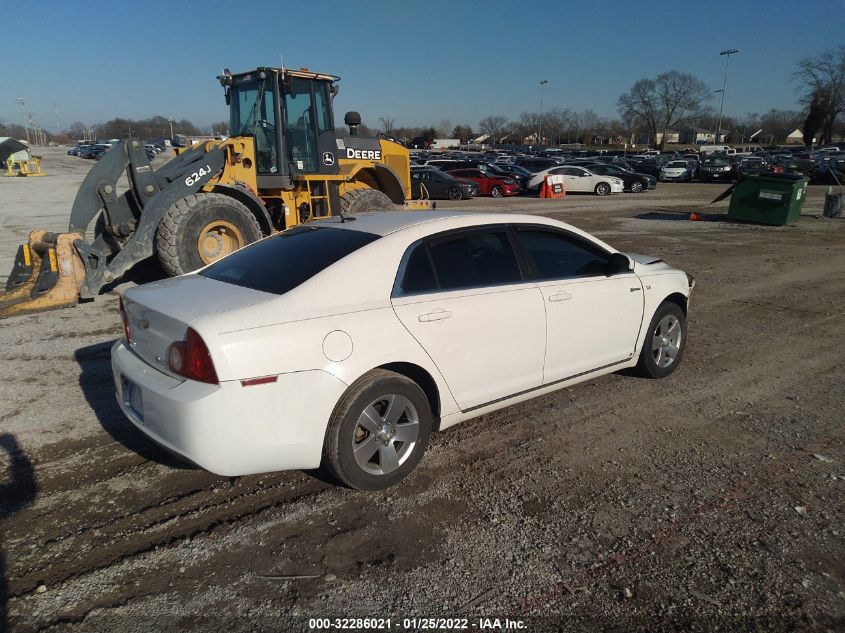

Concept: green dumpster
[[727, 173, 809, 225]]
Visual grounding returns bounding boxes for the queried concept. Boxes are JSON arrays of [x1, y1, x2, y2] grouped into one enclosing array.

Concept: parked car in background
[[491, 163, 533, 191], [411, 167, 478, 200], [736, 157, 769, 178], [660, 160, 694, 182], [682, 154, 701, 177], [516, 157, 565, 173], [699, 156, 734, 182], [113, 211, 694, 489], [529, 165, 624, 195], [584, 163, 654, 192], [79, 145, 108, 159], [628, 157, 668, 178], [771, 155, 818, 180], [445, 169, 520, 197]]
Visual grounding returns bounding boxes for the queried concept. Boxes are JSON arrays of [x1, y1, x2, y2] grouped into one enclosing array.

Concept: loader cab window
[[284, 77, 319, 173], [231, 79, 278, 174]]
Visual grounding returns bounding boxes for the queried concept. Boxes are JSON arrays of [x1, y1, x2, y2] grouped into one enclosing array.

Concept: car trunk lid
[[122, 274, 274, 378]]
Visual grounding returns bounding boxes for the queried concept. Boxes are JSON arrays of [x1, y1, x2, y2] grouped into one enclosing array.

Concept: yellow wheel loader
[[0, 67, 431, 318]]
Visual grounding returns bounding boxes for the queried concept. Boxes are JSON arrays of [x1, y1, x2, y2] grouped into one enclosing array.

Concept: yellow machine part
[[3, 156, 45, 177], [0, 231, 85, 318]]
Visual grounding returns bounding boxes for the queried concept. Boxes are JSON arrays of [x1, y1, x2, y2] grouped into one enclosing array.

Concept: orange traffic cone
[[689, 211, 704, 221]]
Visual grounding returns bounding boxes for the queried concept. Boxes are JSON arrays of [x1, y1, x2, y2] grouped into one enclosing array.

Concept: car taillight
[[119, 297, 132, 343], [168, 328, 218, 384]]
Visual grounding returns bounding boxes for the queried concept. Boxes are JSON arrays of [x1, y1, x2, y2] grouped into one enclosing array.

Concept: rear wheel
[[340, 188, 395, 214], [323, 369, 433, 490], [156, 193, 262, 277], [490, 185, 503, 198], [595, 182, 611, 196]]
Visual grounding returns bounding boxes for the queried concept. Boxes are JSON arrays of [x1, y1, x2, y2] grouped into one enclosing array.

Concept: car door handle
[[418, 309, 453, 322], [549, 291, 572, 302]]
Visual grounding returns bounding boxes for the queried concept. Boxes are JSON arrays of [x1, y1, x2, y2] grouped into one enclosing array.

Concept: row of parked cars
[[410, 154, 659, 199], [67, 142, 164, 162], [410, 143, 845, 198]]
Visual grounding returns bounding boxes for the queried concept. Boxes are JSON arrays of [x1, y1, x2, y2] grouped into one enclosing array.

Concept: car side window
[[428, 229, 522, 291], [401, 242, 438, 294], [515, 229, 611, 279]]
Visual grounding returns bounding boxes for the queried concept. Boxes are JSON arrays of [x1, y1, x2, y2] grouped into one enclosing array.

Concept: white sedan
[[528, 165, 625, 195], [112, 212, 694, 490]]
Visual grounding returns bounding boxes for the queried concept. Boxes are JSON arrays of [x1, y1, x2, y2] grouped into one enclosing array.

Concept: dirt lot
[[0, 148, 843, 632]]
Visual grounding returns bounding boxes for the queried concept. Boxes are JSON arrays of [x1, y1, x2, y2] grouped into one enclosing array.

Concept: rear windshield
[[199, 225, 380, 295]]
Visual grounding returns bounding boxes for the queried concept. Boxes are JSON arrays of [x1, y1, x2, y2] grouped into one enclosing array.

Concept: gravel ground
[[0, 148, 843, 632]]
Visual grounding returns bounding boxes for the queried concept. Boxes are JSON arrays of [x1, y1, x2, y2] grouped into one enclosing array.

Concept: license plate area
[[121, 376, 144, 422]]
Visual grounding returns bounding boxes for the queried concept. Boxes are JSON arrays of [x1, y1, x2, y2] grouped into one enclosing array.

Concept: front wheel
[[634, 301, 687, 378], [630, 181, 644, 193], [448, 186, 464, 201], [595, 182, 611, 196], [323, 369, 433, 490], [156, 193, 263, 277], [490, 185, 503, 198]]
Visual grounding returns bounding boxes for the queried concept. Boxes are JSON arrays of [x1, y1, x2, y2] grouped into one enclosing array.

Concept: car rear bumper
[[111, 341, 348, 476]]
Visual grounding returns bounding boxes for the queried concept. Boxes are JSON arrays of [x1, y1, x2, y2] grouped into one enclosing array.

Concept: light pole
[[716, 48, 740, 144], [537, 79, 548, 147], [711, 89, 724, 141]]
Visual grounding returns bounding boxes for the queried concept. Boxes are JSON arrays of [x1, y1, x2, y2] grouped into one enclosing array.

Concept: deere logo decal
[[322, 152, 335, 165], [345, 148, 382, 160]]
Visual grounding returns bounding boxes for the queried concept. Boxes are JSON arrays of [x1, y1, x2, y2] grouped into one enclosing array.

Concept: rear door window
[[428, 229, 522, 291], [200, 226, 379, 294]]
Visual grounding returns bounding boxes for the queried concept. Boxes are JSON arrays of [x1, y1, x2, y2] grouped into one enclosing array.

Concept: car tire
[[448, 186, 464, 201], [630, 181, 644, 193], [340, 188, 395, 214], [634, 301, 687, 379], [156, 193, 263, 277], [323, 369, 433, 491], [490, 185, 503, 198], [595, 182, 611, 196]]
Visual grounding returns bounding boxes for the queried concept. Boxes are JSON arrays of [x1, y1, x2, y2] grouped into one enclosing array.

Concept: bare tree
[[571, 109, 600, 144], [517, 112, 540, 144], [760, 108, 804, 142], [436, 119, 453, 138], [378, 116, 395, 135], [541, 107, 571, 146], [793, 45, 845, 144], [450, 124, 473, 143], [478, 115, 509, 143], [617, 71, 711, 150]]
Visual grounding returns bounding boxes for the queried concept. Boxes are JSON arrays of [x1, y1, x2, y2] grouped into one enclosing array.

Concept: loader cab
[[223, 67, 339, 189]]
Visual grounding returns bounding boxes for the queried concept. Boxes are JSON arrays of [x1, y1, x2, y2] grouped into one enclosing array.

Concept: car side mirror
[[606, 253, 632, 276]]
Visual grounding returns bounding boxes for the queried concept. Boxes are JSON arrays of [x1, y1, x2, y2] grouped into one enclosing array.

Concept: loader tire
[[340, 188, 395, 215], [156, 193, 262, 277]]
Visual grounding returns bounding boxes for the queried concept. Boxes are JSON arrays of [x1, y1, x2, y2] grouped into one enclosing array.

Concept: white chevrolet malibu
[[112, 211, 694, 490]]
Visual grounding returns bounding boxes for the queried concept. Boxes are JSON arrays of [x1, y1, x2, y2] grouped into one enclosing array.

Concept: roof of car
[[315, 211, 557, 237]]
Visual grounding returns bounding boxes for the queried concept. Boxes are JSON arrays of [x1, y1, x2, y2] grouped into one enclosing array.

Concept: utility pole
[[537, 79, 548, 147], [168, 115, 174, 139], [716, 48, 740, 144], [16, 98, 31, 145]]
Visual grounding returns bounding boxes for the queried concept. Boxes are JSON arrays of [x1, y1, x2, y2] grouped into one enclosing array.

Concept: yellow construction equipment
[[0, 67, 431, 318], [0, 138, 45, 176]]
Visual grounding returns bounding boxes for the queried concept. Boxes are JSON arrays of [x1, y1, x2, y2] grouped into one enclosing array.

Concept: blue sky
[[1, 0, 843, 132]]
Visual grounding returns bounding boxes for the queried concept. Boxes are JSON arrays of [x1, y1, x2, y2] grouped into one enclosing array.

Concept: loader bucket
[[0, 231, 86, 318]]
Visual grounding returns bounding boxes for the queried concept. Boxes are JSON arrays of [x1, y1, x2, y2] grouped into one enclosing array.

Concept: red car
[[445, 168, 520, 197]]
